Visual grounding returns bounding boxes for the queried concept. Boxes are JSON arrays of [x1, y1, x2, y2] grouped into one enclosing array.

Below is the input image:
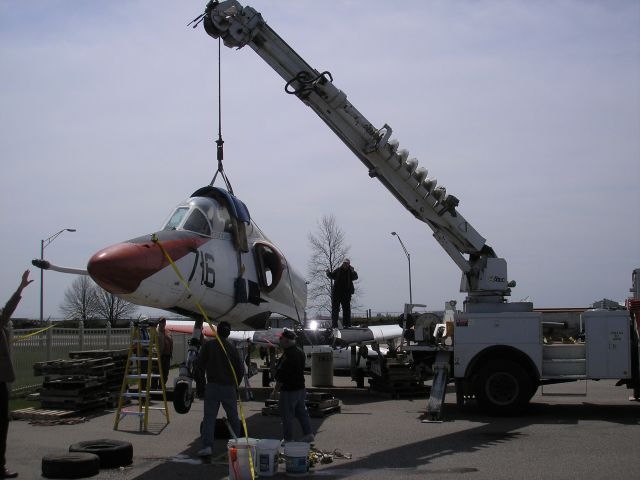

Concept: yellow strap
[[151, 234, 255, 479], [12, 323, 56, 343]]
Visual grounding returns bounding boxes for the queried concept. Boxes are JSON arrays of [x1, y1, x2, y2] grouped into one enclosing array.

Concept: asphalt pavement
[[8, 373, 640, 479]]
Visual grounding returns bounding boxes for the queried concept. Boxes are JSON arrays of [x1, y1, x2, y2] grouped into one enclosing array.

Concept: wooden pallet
[[262, 394, 342, 418], [309, 405, 341, 418], [40, 396, 108, 411], [368, 378, 430, 398], [11, 407, 79, 420]]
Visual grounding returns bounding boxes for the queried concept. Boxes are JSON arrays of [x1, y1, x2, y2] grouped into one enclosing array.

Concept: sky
[[1, 0, 639, 321]]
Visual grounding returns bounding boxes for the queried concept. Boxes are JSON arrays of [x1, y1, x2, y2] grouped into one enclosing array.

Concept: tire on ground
[[69, 439, 133, 469], [473, 359, 533, 416], [42, 452, 100, 479]]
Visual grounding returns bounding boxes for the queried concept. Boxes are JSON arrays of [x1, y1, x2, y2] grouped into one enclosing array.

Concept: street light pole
[[391, 231, 412, 305], [40, 228, 76, 322]]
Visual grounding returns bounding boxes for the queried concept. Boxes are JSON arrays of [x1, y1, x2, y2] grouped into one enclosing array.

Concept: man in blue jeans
[[196, 321, 244, 456], [273, 329, 314, 443]]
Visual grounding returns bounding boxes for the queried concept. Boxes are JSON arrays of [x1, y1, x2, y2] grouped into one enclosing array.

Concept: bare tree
[[60, 276, 99, 321], [94, 288, 138, 326], [307, 214, 359, 316]]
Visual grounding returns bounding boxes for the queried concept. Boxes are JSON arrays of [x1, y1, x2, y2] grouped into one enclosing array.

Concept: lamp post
[[391, 231, 412, 305], [40, 228, 76, 322]]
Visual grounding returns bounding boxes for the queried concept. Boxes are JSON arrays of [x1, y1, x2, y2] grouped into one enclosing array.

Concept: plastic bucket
[[284, 441, 310, 476], [228, 438, 258, 480], [256, 438, 281, 477]]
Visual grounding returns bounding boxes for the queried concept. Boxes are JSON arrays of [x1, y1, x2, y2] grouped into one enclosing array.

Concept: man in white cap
[[326, 258, 358, 328], [273, 329, 314, 443]]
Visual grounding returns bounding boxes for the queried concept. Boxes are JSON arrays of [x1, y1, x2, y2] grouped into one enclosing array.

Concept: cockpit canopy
[[162, 187, 251, 238]]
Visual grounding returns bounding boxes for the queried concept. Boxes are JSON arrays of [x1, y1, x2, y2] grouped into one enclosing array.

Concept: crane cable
[[210, 36, 234, 195]]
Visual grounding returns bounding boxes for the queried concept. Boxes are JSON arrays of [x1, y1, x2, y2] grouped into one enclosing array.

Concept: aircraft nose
[[87, 241, 164, 294]]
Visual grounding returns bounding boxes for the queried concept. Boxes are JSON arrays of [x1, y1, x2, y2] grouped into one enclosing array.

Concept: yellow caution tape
[[12, 323, 56, 343]]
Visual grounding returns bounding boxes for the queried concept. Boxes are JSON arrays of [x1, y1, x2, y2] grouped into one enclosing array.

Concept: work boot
[[0, 468, 18, 479], [197, 446, 213, 457]]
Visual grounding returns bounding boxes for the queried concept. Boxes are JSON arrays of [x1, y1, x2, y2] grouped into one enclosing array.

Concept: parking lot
[[8, 374, 640, 479]]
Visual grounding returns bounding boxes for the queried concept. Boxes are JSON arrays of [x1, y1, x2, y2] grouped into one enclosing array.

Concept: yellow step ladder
[[114, 319, 170, 431]]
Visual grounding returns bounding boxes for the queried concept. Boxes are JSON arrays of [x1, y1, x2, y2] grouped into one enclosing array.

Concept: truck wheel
[[474, 359, 532, 415], [173, 382, 193, 414]]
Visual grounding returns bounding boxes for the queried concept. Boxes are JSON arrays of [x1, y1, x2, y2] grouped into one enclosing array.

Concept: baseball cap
[[279, 328, 296, 340]]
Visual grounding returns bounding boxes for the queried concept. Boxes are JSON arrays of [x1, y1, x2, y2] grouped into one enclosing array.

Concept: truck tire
[[69, 439, 133, 468], [42, 452, 100, 479], [173, 381, 193, 414], [474, 359, 532, 415]]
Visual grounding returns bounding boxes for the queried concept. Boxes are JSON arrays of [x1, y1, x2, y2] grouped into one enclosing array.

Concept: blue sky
[[1, 0, 639, 320]]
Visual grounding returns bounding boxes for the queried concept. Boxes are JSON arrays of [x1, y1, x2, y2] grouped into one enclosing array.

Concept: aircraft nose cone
[[88, 242, 163, 294]]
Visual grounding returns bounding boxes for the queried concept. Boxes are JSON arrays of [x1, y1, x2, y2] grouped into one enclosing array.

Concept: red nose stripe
[[87, 237, 208, 294]]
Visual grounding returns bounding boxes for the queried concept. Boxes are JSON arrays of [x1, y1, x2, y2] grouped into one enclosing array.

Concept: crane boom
[[202, 0, 519, 308]]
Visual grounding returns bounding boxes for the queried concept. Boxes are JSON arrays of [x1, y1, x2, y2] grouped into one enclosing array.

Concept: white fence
[[9, 322, 189, 394]]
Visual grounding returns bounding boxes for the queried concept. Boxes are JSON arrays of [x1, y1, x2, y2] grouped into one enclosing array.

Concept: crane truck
[[198, 0, 640, 417]]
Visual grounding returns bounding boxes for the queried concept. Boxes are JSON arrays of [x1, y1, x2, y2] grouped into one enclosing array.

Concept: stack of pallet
[[33, 349, 128, 411], [262, 392, 341, 417], [368, 357, 429, 398]]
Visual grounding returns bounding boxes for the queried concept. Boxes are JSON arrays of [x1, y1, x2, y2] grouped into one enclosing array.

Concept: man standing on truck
[[327, 259, 358, 328]]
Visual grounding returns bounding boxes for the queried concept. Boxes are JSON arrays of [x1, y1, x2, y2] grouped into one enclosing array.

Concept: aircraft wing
[[165, 320, 280, 346], [166, 320, 403, 349], [326, 324, 403, 347]]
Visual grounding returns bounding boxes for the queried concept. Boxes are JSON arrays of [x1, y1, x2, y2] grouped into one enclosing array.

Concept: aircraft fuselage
[[87, 187, 307, 329]]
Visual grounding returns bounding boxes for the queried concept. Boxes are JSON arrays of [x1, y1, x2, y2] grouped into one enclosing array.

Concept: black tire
[[474, 359, 532, 415], [173, 381, 193, 414], [42, 452, 100, 479], [69, 439, 133, 469]]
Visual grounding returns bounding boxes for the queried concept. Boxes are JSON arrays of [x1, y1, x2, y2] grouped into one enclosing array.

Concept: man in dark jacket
[[273, 329, 314, 442], [327, 259, 358, 328], [1, 270, 32, 479], [196, 321, 244, 456]]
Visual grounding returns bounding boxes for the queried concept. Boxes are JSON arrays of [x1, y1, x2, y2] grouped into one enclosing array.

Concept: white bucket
[[256, 438, 281, 477], [284, 441, 310, 476], [228, 438, 258, 480]]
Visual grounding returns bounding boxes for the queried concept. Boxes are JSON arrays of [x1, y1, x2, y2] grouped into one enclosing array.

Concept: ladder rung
[[122, 392, 150, 398], [119, 410, 146, 416]]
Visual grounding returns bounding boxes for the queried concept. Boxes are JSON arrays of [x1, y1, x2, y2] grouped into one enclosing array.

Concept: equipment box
[[584, 310, 631, 378]]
